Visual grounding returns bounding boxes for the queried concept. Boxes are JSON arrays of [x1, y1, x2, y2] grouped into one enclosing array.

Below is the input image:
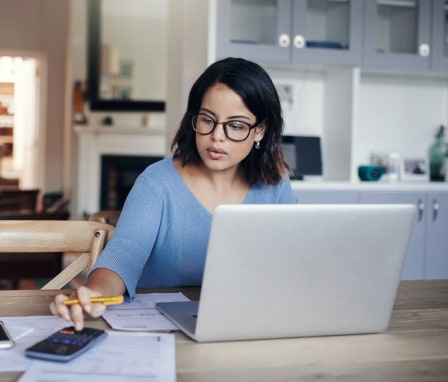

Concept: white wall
[[166, 0, 211, 153], [357, 73, 448, 165], [264, 66, 448, 181]]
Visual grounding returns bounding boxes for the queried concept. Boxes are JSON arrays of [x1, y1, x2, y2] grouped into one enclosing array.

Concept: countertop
[[290, 180, 448, 191]]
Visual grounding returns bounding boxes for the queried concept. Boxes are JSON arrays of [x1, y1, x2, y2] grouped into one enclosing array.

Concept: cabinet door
[[359, 191, 426, 280], [291, 0, 363, 65], [295, 189, 359, 204], [215, 0, 292, 62], [430, 0, 448, 71], [425, 192, 448, 278], [363, 0, 431, 70]]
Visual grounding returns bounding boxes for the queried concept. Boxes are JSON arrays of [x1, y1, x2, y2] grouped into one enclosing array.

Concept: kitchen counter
[[291, 180, 448, 192]]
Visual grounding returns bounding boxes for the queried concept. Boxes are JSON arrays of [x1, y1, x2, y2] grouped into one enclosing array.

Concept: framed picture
[[400, 158, 429, 182], [370, 152, 399, 182]]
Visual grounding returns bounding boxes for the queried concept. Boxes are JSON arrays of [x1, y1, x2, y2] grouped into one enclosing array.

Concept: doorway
[[0, 53, 44, 189]]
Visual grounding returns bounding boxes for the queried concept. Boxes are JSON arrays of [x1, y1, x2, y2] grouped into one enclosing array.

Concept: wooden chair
[[0, 192, 71, 288], [89, 210, 121, 226], [0, 220, 114, 289]]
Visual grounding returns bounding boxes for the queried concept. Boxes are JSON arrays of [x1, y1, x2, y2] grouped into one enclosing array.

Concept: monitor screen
[[282, 135, 322, 180]]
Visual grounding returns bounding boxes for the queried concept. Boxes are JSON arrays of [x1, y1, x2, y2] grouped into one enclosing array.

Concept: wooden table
[[1, 281, 447, 381]]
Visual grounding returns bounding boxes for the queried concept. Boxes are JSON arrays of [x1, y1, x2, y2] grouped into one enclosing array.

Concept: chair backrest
[[89, 210, 121, 226], [0, 220, 114, 289]]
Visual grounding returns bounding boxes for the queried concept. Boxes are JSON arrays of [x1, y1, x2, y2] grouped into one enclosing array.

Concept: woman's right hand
[[49, 285, 107, 331]]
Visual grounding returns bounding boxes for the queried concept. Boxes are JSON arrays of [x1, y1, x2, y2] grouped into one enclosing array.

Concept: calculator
[[25, 326, 107, 362]]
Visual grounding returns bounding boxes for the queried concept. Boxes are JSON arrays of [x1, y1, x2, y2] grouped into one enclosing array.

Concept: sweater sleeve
[[91, 174, 164, 297]]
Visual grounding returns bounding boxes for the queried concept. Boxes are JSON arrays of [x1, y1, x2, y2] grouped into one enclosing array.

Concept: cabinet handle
[[419, 43, 430, 57], [278, 33, 290, 48], [293, 34, 305, 49], [417, 199, 424, 222], [432, 199, 439, 222]]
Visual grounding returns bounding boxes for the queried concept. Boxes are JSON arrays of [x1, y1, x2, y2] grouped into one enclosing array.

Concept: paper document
[[19, 331, 176, 382], [103, 292, 190, 331], [0, 316, 68, 372], [8, 325, 34, 341]]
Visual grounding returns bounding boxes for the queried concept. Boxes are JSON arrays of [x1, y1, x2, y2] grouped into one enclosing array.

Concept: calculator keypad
[[26, 326, 107, 361]]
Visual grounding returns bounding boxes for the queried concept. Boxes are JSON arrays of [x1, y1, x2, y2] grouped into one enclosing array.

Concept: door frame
[[0, 49, 47, 191]]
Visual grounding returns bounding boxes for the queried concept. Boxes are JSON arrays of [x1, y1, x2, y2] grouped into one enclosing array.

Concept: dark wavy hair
[[171, 57, 289, 185]]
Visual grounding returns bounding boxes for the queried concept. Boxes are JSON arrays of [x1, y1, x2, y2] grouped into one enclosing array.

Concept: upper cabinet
[[216, 0, 291, 63], [216, 0, 363, 66], [363, 0, 448, 72], [431, 0, 448, 71], [363, 0, 431, 70], [215, 0, 448, 72], [291, 0, 363, 66]]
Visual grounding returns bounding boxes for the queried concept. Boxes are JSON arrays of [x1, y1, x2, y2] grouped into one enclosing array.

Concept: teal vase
[[429, 125, 448, 182]]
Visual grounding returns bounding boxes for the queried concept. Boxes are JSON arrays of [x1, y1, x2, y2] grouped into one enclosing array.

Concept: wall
[[357, 72, 448, 162], [69, 0, 88, 218], [258, 64, 448, 181], [166, 0, 214, 152], [0, 0, 69, 193]]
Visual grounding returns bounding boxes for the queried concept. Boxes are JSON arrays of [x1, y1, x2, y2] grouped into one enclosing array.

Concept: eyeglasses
[[191, 113, 257, 142]]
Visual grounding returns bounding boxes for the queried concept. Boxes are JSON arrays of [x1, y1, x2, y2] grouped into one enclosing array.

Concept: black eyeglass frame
[[191, 113, 259, 142]]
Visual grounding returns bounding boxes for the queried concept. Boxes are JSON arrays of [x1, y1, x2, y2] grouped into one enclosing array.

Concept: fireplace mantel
[[75, 125, 166, 218]]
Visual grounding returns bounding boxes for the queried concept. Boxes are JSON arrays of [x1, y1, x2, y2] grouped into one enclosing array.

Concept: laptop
[[156, 204, 416, 342]]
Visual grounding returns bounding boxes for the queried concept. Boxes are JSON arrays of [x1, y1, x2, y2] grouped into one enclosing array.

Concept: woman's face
[[195, 83, 265, 175]]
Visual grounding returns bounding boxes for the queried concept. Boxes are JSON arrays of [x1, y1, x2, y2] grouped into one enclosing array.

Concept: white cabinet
[[360, 190, 448, 279], [216, 0, 363, 66], [431, 0, 448, 71], [291, 0, 363, 66], [295, 189, 359, 204], [216, 0, 448, 72], [292, 185, 448, 280], [425, 192, 448, 278], [363, 0, 432, 71], [359, 191, 426, 280], [215, 0, 292, 63], [363, 0, 448, 72]]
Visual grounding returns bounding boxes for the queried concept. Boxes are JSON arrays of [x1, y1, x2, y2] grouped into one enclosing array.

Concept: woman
[[51, 57, 295, 329]]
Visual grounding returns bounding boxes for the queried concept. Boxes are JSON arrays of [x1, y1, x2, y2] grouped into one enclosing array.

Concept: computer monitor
[[282, 135, 322, 180]]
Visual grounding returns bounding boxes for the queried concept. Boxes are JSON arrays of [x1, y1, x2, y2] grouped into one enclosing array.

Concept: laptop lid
[[157, 204, 416, 342]]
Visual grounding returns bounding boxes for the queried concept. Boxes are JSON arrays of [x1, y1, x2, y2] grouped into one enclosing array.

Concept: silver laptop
[[156, 204, 416, 342]]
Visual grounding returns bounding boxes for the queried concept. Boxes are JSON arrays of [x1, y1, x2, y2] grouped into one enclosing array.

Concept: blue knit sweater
[[91, 156, 295, 297]]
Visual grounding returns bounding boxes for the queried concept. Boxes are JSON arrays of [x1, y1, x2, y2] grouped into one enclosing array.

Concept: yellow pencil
[[62, 295, 124, 306]]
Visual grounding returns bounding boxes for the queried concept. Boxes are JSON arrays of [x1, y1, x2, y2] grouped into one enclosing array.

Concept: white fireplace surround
[[75, 125, 166, 218]]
